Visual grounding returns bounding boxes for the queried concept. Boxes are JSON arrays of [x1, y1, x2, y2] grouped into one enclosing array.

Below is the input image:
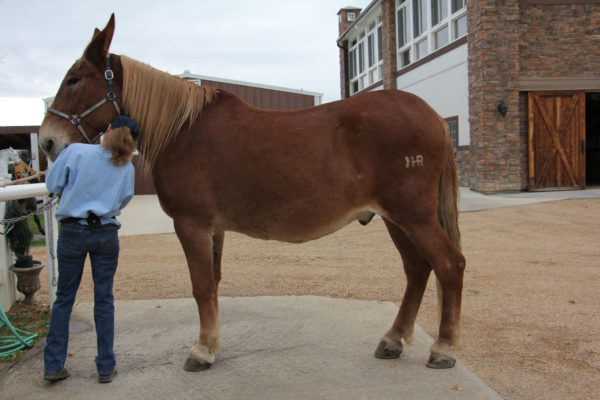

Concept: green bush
[[4, 200, 33, 261]]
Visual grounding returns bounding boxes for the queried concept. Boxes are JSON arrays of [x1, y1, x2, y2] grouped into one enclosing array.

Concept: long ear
[[83, 13, 115, 65]]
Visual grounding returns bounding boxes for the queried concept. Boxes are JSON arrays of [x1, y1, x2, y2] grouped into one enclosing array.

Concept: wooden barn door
[[528, 91, 586, 190]]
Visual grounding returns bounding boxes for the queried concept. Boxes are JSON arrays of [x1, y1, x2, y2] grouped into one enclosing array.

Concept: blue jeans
[[44, 223, 120, 375]]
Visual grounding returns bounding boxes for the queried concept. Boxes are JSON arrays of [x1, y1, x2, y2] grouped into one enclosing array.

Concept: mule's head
[[39, 14, 121, 161]]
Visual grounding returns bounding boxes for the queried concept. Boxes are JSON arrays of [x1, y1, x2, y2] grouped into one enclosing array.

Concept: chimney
[[337, 7, 362, 37]]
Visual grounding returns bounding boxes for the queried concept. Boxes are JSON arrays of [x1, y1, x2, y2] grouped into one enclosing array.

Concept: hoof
[[374, 339, 403, 359], [426, 352, 456, 369], [183, 357, 212, 372]]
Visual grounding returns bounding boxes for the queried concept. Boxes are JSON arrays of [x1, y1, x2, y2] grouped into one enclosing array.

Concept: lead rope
[[0, 170, 47, 187]]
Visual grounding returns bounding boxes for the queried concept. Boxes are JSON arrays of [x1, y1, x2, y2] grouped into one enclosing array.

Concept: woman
[[43, 122, 135, 384]]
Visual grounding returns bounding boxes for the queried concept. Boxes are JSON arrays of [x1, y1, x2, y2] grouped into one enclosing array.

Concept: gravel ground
[[30, 198, 600, 400]]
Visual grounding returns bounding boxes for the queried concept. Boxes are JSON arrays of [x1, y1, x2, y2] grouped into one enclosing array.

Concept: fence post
[[44, 195, 58, 307], [0, 195, 17, 310]]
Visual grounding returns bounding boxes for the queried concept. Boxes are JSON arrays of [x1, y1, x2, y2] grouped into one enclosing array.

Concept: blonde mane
[[120, 55, 217, 170]]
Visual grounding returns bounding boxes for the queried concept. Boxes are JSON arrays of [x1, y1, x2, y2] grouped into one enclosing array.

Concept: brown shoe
[[98, 369, 117, 383], [44, 368, 70, 382]]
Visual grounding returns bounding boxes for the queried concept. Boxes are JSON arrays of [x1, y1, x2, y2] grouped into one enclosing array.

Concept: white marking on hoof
[[429, 342, 457, 360], [189, 341, 216, 365]]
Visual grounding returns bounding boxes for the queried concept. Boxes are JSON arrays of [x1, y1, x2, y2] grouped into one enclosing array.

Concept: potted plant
[[5, 199, 44, 304]]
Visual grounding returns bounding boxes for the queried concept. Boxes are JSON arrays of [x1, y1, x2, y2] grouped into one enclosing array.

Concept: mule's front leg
[[174, 220, 220, 371]]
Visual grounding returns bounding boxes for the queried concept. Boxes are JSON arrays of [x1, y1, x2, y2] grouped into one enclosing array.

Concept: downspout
[[337, 39, 350, 99]]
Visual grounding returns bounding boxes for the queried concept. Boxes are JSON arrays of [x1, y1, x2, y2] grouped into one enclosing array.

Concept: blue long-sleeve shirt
[[46, 143, 135, 226]]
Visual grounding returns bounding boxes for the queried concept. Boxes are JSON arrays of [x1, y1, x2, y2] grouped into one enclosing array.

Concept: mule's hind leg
[[375, 219, 432, 359], [174, 219, 221, 372], [381, 203, 465, 369], [400, 217, 465, 368]]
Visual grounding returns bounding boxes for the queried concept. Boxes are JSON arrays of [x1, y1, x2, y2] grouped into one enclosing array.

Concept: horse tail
[[437, 123, 461, 252], [435, 121, 462, 324]]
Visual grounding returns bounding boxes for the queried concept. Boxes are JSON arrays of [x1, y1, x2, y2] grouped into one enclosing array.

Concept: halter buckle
[[70, 115, 81, 126], [105, 69, 114, 80]]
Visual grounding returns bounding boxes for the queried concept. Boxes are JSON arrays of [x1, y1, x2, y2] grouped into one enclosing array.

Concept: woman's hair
[[101, 126, 136, 166]]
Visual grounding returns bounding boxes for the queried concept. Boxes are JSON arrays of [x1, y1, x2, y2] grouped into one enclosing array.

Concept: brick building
[[338, 0, 600, 193]]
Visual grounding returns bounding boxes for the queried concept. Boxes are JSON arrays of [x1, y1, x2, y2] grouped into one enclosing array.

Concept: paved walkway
[[2, 297, 502, 400], [458, 186, 600, 212]]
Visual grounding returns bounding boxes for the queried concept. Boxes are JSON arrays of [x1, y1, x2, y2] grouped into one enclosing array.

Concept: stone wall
[[466, 0, 523, 193], [519, 3, 600, 79], [456, 147, 473, 187]]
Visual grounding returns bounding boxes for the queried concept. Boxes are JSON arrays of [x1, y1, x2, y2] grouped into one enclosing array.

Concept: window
[[349, 49, 357, 79], [446, 117, 459, 150], [431, 0, 448, 26], [452, 0, 465, 13], [368, 33, 376, 67], [377, 26, 383, 61], [347, 13, 384, 95], [397, 7, 410, 47], [434, 25, 449, 49], [396, 0, 468, 70], [412, 0, 427, 37], [400, 49, 411, 67], [358, 42, 365, 73], [416, 38, 428, 60], [453, 14, 467, 39]]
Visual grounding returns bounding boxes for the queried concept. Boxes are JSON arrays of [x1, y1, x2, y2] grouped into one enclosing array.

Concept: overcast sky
[[0, 0, 370, 126]]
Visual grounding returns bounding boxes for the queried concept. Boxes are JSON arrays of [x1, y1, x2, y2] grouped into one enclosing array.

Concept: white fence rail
[[0, 182, 58, 309], [0, 182, 48, 201]]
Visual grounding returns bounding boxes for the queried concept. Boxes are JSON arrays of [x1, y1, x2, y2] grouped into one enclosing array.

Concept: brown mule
[[39, 14, 465, 371]]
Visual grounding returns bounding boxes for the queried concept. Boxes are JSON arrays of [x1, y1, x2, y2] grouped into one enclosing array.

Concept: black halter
[[47, 57, 124, 144]]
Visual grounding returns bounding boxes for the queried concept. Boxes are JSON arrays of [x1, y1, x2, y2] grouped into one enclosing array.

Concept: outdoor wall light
[[497, 100, 508, 117]]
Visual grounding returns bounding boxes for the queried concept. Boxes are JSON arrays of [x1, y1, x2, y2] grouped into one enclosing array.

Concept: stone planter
[[10, 261, 45, 305]]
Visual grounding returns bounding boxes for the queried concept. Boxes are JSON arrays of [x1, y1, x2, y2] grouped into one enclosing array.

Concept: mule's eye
[[67, 77, 80, 86]]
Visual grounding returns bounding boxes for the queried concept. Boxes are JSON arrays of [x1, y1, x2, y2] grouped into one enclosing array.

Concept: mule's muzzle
[[39, 136, 67, 162], [40, 138, 55, 154]]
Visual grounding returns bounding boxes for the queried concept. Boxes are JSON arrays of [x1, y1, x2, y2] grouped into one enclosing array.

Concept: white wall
[[396, 43, 470, 146]]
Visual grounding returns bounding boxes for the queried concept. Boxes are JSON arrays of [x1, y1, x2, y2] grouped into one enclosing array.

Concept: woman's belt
[[61, 213, 112, 229]]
